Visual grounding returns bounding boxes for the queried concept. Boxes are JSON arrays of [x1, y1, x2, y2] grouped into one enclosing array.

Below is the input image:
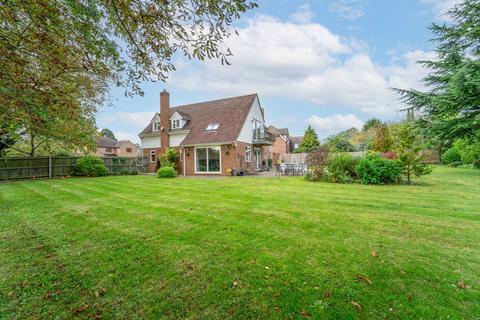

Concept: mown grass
[[0, 166, 479, 319]]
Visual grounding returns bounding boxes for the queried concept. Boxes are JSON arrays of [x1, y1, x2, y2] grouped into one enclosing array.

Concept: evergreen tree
[[300, 126, 320, 152], [372, 125, 394, 152], [396, 122, 432, 184], [395, 0, 480, 142]]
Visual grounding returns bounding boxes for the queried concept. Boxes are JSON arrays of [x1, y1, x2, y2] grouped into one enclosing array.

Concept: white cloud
[[421, 0, 461, 21], [99, 111, 155, 130], [169, 14, 430, 116], [329, 0, 364, 20], [114, 131, 141, 144], [306, 114, 363, 137], [289, 4, 314, 24]]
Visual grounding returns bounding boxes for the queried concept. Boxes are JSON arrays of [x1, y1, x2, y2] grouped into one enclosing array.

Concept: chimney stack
[[160, 89, 170, 152]]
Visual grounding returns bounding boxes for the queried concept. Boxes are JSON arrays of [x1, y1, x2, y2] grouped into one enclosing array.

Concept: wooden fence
[[0, 156, 148, 180]]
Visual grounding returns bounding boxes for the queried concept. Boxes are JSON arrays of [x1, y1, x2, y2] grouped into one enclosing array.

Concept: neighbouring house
[[290, 136, 304, 151], [95, 136, 141, 157], [268, 125, 292, 155], [138, 90, 275, 175]]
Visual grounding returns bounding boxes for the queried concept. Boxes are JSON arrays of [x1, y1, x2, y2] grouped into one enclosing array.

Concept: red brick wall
[[143, 147, 162, 173], [147, 142, 271, 176], [183, 144, 242, 176], [271, 136, 289, 155]]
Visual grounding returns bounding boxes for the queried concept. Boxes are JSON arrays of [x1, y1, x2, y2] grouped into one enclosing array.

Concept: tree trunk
[[30, 134, 35, 157]]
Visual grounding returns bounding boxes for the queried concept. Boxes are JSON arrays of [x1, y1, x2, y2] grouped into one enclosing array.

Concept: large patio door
[[254, 148, 261, 169]]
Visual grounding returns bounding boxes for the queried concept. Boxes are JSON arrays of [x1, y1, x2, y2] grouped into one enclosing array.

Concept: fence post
[[48, 156, 52, 178]]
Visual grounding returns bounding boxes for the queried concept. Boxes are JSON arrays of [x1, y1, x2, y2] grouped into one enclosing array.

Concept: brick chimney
[[160, 89, 170, 153]]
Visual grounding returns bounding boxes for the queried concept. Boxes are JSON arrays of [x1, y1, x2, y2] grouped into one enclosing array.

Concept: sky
[[96, 0, 460, 143]]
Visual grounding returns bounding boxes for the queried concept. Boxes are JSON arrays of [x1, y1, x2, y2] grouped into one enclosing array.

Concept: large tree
[[0, 0, 257, 153], [395, 0, 480, 142], [100, 128, 116, 140]]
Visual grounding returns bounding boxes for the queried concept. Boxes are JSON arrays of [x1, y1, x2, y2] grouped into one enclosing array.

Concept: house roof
[[267, 125, 290, 137], [138, 94, 258, 146], [97, 136, 118, 148], [290, 136, 303, 145]]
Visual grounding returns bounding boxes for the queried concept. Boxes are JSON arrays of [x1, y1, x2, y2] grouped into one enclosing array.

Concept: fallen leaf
[[323, 291, 332, 298], [265, 266, 270, 270], [101, 287, 107, 295], [57, 263, 65, 270], [300, 310, 311, 317], [76, 303, 89, 313], [355, 274, 372, 285], [94, 291, 99, 299], [458, 281, 472, 289], [371, 251, 378, 257], [351, 301, 362, 311], [232, 281, 239, 287]]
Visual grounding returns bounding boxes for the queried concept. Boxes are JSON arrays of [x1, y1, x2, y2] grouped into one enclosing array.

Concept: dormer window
[[172, 119, 181, 129], [205, 123, 219, 131], [153, 121, 160, 131]]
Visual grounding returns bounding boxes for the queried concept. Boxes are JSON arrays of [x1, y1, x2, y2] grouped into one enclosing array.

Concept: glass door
[[254, 148, 261, 169]]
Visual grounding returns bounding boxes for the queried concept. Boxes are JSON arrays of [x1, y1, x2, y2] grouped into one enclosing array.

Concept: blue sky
[[97, 0, 459, 143]]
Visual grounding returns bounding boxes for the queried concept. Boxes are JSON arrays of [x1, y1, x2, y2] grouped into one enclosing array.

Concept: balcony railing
[[253, 127, 275, 145]]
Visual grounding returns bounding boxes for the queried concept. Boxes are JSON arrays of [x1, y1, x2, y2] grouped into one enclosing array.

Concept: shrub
[[453, 138, 480, 164], [449, 160, 462, 167], [355, 157, 402, 185], [305, 145, 329, 168], [160, 148, 180, 169], [442, 147, 461, 165], [72, 156, 108, 177], [157, 166, 177, 178], [383, 151, 397, 160], [473, 159, 480, 169], [304, 168, 323, 182], [323, 153, 359, 183]]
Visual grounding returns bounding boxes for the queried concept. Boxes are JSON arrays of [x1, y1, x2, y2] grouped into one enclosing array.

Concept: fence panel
[[0, 156, 148, 180], [280, 153, 307, 164]]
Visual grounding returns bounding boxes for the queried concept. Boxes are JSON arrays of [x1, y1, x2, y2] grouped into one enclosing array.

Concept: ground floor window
[[245, 146, 252, 162], [150, 150, 156, 163], [196, 146, 220, 173]]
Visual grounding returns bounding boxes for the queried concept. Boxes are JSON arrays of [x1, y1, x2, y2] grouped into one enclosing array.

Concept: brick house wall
[[271, 136, 289, 155], [116, 141, 140, 157]]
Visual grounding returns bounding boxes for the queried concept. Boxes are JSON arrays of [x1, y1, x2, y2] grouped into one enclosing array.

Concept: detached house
[[138, 90, 275, 175], [95, 136, 141, 157]]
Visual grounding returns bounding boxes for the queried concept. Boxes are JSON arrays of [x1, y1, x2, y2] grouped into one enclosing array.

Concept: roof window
[[205, 123, 219, 131]]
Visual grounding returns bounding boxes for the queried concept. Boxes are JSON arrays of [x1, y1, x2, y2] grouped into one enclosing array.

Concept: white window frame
[[153, 121, 160, 131], [171, 119, 181, 129], [245, 146, 252, 162], [150, 150, 156, 163], [194, 146, 221, 174]]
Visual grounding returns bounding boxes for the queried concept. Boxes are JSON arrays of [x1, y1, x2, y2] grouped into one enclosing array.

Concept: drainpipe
[[183, 146, 186, 176]]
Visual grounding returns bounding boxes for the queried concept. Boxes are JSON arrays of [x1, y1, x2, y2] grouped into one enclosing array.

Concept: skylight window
[[205, 123, 219, 131]]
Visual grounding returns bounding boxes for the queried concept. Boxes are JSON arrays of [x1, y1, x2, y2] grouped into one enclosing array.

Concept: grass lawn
[[1, 166, 479, 319]]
